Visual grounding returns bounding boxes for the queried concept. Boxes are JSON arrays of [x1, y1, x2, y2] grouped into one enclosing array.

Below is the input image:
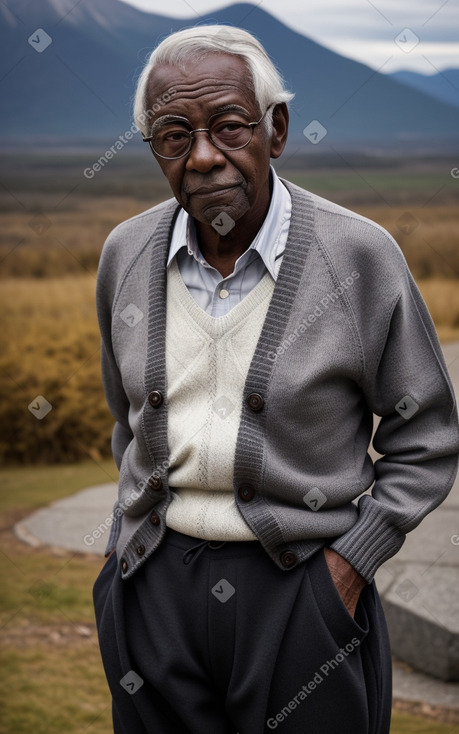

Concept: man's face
[[144, 53, 287, 227]]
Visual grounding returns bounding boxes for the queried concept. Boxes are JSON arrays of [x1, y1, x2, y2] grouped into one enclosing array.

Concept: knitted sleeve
[[331, 264, 459, 581]]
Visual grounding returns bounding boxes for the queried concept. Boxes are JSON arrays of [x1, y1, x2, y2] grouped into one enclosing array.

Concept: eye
[[213, 120, 246, 134], [222, 122, 245, 132], [154, 122, 190, 142], [164, 130, 190, 142]]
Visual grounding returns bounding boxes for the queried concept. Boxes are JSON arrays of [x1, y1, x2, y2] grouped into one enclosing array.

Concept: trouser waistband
[[164, 527, 265, 562]]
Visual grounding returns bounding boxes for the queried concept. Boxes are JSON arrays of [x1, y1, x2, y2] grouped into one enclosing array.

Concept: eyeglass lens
[[152, 117, 254, 158]]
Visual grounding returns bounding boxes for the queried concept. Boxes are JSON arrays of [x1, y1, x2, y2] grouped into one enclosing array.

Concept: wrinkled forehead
[[145, 53, 257, 111]]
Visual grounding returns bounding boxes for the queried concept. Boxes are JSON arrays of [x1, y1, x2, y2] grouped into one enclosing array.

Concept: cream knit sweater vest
[[164, 258, 275, 540]]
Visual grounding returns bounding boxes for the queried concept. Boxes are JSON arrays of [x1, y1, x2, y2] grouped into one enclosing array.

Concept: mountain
[[389, 69, 459, 109], [1, 0, 458, 151]]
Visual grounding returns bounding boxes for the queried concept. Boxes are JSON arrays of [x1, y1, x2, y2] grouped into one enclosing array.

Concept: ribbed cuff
[[330, 495, 406, 582]]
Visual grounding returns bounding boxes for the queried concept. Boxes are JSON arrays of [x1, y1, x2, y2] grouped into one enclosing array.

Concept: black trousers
[[93, 528, 392, 734]]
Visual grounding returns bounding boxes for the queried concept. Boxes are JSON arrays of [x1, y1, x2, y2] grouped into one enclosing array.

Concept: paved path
[[14, 342, 459, 710]]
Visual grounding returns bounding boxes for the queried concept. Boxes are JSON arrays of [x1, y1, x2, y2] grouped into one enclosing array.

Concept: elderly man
[[93, 25, 458, 734]]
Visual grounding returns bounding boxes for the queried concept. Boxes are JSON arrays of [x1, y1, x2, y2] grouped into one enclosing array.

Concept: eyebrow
[[149, 114, 190, 136], [209, 104, 251, 119], [148, 104, 252, 134]]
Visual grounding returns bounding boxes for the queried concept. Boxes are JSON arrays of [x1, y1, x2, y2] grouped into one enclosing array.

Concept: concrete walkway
[[14, 342, 459, 711]]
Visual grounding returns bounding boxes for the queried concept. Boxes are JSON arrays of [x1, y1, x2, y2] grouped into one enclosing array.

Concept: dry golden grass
[[2, 145, 458, 734], [0, 195, 153, 278], [0, 277, 112, 464], [1, 271, 458, 465], [1, 190, 458, 280], [1, 186, 458, 464], [417, 279, 459, 340], [356, 205, 459, 280]]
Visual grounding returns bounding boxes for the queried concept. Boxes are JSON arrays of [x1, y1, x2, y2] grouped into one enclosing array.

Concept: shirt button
[[150, 511, 160, 526], [136, 544, 146, 556], [148, 475, 162, 490], [148, 390, 163, 408], [121, 558, 128, 573], [247, 393, 264, 412], [280, 551, 298, 568], [238, 485, 255, 502], [219, 288, 229, 299]]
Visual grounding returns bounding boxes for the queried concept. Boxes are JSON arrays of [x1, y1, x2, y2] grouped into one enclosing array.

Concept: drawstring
[[182, 538, 227, 565]]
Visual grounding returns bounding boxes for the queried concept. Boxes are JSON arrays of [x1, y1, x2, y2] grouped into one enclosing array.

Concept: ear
[[269, 103, 289, 159]]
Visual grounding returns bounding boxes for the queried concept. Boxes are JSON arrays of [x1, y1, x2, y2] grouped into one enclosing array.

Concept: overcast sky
[[121, 0, 459, 73]]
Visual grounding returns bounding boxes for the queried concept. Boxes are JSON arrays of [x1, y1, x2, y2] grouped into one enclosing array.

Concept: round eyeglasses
[[142, 105, 274, 160]]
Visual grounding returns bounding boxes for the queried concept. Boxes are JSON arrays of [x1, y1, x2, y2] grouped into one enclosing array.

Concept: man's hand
[[323, 548, 366, 618]]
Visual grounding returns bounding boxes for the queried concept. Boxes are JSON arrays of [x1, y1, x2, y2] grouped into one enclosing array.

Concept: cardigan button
[[238, 485, 255, 502], [150, 511, 160, 526], [280, 551, 298, 568], [136, 544, 146, 556], [121, 558, 128, 573], [247, 392, 264, 412], [148, 474, 162, 490], [148, 390, 163, 408]]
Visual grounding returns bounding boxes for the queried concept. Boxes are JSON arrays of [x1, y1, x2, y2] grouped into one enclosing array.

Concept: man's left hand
[[323, 548, 366, 618]]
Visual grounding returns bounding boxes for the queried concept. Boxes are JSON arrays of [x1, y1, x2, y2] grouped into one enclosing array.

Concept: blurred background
[[1, 0, 458, 465], [0, 1, 458, 731]]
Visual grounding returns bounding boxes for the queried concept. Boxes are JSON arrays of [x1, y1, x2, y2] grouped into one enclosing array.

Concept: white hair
[[133, 25, 294, 136]]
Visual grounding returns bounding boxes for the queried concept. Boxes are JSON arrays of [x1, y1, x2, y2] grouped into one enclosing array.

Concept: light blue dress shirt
[[166, 166, 292, 316]]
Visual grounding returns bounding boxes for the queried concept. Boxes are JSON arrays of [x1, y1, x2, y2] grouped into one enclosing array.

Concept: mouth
[[187, 184, 240, 197]]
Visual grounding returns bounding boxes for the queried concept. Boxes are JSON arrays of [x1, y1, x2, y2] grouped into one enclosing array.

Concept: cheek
[[238, 150, 267, 185], [159, 164, 183, 198], [232, 165, 261, 203]]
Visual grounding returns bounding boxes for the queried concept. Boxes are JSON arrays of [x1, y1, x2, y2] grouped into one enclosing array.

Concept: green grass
[[281, 169, 456, 202], [390, 713, 458, 733], [0, 646, 112, 734], [1, 152, 455, 205], [0, 459, 118, 625], [0, 458, 118, 513], [0, 460, 457, 733], [0, 541, 104, 625], [0, 460, 118, 733], [284, 170, 449, 192]]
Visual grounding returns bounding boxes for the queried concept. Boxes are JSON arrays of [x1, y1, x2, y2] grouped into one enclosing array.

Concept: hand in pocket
[[323, 548, 366, 618]]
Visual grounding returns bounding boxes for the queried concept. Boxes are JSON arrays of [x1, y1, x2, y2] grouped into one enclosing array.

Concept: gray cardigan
[[96, 179, 459, 582]]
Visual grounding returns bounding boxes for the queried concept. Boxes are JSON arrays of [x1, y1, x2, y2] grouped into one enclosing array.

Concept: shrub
[[0, 277, 113, 464]]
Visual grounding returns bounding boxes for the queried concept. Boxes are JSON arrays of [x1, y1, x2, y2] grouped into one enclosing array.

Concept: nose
[[185, 130, 226, 173]]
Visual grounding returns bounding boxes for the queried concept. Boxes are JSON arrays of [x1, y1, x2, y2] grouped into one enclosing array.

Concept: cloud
[[323, 40, 459, 74], [120, 0, 459, 72]]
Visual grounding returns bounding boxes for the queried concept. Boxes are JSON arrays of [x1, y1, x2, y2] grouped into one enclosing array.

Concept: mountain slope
[[1, 0, 458, 150], [390, 69, 459, 109]]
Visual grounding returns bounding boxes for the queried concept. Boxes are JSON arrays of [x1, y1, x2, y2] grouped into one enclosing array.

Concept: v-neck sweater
[[164, 259, 275, 539]]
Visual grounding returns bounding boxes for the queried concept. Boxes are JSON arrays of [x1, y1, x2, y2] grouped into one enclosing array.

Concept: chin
[[196, 201, 250, 227]]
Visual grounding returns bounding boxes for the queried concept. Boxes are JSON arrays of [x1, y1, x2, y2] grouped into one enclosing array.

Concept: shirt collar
[[167, 165, 291, 281]]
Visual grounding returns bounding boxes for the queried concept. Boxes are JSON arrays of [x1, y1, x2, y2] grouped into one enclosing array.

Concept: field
[[0, 152, 458, 731], [1, 153, 458, 464]]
